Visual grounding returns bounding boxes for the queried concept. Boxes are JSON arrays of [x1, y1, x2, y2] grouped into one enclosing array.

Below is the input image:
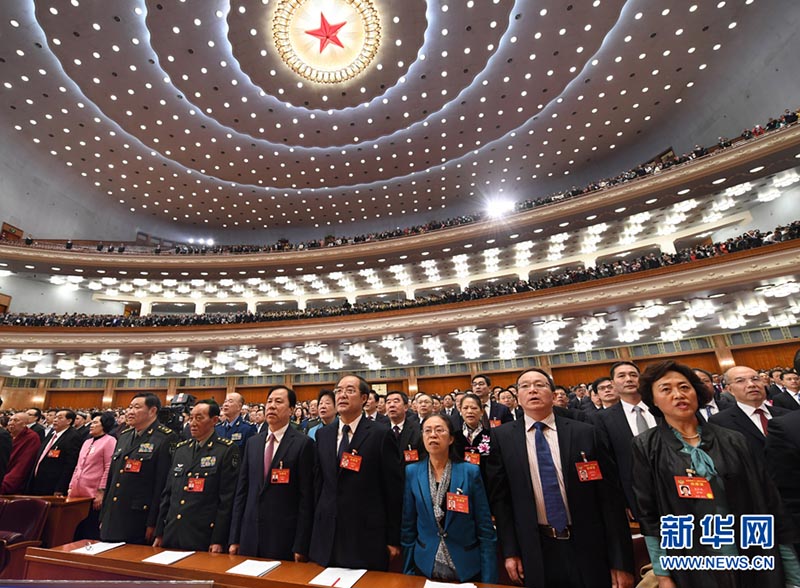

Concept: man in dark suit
[[28, 409, 82, 496], [772, 369, 800, 411], [692, 368, 734, 420], [592, 361, 657, 519], [230, 386, 315, 560], [154, 400, 239, 552], [385, 390, 425, 465], [363, 390, 389, 425], [487, 368, 634, 588], [710, 365, 790, 459], [765, 411, 800, 542], [309, 375, 403, 571], [100, 393, 179, 544], [25, 408, 46, 442], [74, 412, 91, 442], [767, 368, 786, 399], [498, 389, 524, 420]]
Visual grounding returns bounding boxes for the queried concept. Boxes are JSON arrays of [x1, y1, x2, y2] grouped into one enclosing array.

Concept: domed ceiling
[[0, 0, 786, 235]]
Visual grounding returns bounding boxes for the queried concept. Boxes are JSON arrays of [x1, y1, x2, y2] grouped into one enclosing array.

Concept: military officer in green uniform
[[154, 399, 240, 552], [99, 393, 178, 544]]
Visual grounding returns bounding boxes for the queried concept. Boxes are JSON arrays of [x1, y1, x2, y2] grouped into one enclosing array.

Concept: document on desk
[[309, 567, 367, 588], [142, 550, 195, 565], [424, 581, 478, 588], [226, 559, 281, 577], [71, 542, 125, 555]]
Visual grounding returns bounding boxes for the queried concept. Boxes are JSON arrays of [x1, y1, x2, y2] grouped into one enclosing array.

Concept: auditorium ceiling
[[0, 0, 792, 235]]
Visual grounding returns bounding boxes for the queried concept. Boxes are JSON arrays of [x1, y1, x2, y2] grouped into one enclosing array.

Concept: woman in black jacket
[[632, 360, 800, 588]]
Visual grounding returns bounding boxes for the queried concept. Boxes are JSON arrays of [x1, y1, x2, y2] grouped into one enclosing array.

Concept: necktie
[[633, 405, 649, 435], [392, 425, 401, 440], [533, 422, 568, 532], [35, 433, 58, 476], [754, 408, 769, 436], [705, 406, 713, 420], [338, 424, 351, 461], [263, 433, 275, 482]]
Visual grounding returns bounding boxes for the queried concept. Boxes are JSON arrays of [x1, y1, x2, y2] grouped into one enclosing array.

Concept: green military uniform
[[155, 434, 240, 551], [99, 422, 178, 544]]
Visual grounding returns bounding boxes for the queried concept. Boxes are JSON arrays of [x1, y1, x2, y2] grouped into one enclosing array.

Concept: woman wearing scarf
[[632, 360, 800, 588], [400, 413, 497, 583]]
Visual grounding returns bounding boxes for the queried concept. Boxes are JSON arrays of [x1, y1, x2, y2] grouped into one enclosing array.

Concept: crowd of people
[[5, 106, 798, 257], [2, 354, 800, 586], [2, 221, 798, 329]]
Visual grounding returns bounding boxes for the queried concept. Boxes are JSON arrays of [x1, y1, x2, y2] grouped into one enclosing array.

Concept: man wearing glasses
[[309, 374, 404, 571], [710, 365, 790, 459]]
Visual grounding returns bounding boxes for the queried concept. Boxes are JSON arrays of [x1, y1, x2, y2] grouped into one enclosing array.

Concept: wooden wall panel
[[0, 388, 40, 410], [47, 390, 104, 410], [416, 375, 472, 396], [550, 363, 616, 388], [293, 384, 335, 403], [175, 388, 226, 403], [731, 342, 800, 371], [113, 390, 167, 409], [637, 353, 720, 375]]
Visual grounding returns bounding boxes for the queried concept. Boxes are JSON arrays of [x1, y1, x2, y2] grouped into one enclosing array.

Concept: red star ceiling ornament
[[305, 13, 347, 53]]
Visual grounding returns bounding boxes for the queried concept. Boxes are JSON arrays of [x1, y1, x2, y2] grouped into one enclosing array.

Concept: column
[[139, 300, 153, 315], [246, 300, 258, 314], [711, 335, 735, 372]]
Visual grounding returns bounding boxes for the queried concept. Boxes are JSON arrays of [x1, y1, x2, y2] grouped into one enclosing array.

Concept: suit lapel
[[611, 403, 634, 439], [417, 461, 435, 524], [271, 429, 294, 470], [555, 416, 573, 494], [734, 407, 766, 443], [510, 418, 536, 500], [250, 432, 267, 491]]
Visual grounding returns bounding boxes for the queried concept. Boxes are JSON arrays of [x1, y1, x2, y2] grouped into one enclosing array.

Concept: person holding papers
[[229, 386, 315, 561], [154, 399, 239, 552], [401, 413, 497, 584]]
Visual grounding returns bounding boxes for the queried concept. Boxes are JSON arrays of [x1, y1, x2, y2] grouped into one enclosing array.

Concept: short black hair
[[133, 392, 162, 411], [472, 373, 491, 386], [28, 407, 42, 419], [420, 414, 463, 463], [339, 374, 370, 397], [461, 393, 483, 409], [269, 385, 297, 408], [99, 411, 116, 433], [317, 388, 335, 404], [386, 390, 408, 405], [592, 376, 612, 391], [611, 361, 640, 379], [638, 360, 712, 418], [60, 409, 76, 425], [196, 399, 221, 418], [516, 368, 555, 391], [780, 369, 798, 381], [368, 390, 381, 404]]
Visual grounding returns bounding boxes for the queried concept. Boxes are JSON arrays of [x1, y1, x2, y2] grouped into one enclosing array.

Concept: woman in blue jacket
[[401, 413, 498, 584]]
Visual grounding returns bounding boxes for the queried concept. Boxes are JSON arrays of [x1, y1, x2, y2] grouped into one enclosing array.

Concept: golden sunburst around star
[[273, 0, 381, 84]]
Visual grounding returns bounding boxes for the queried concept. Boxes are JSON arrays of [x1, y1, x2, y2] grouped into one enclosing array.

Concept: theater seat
[[0, 498, 51, 579]]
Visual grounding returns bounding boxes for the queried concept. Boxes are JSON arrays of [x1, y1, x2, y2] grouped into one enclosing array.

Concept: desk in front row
[[24, 541, 505, 588]]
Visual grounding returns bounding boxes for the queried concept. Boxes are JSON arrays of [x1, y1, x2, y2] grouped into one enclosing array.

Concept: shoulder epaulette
[[175, 439, 190, 447], [219, 437, 234, 445], [157, 424, 174, 434], [119, 426, 134, 435]]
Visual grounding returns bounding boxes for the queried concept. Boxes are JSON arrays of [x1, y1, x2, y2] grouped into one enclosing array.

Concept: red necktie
[[263, 433, 275, 482], [754, 408, 769, 436]]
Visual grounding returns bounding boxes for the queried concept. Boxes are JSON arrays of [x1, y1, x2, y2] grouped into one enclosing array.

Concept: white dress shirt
[[524, 413, 571, 526], [620, 399, 657, 435], [699, 399, 721, 421], [737, 401, 772, 435]]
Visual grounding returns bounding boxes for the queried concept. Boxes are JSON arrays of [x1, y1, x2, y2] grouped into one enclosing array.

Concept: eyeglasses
[[334, 385, 360, 396], [422, 426, 449, 436], [517, 382, 552, 392]]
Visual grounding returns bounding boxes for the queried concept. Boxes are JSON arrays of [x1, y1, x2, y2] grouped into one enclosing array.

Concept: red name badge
[[403, 449, 419, 463], [674, 476, 714, 499], [340, 452, 362, 472], [490, 419, 502, 428], [47, 449, 61, 458], [575, 460, 603, 481], [464, 452, 480, 465], [446, 492, 470, 514], [271, 468, 290, 484], [187, 477, 205, 493], [124, 459, 142, 473]]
